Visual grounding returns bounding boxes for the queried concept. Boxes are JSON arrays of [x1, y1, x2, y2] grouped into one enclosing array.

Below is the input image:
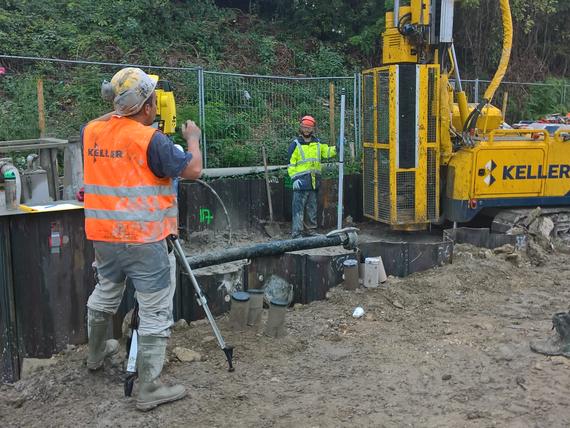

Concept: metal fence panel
[[461, 79, 570, 123], [1, 56, 568, 169], [201, 71, 357, 168], [0, 57, 200, 143]]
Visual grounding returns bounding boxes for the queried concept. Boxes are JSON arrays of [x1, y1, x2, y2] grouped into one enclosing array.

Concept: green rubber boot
[[530, 311, 570, 357], [86, 309, 119, 370], [136, 336, 186, 411]]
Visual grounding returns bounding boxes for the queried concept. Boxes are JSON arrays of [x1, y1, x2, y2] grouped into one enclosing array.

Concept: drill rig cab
[[362, 0, 570, 230]]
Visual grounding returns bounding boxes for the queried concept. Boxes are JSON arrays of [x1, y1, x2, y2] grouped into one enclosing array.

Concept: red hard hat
[[300, 115, 316, 127]]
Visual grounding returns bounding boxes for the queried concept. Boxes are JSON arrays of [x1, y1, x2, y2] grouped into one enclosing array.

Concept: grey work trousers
[[87, 239, 176, 337], [292, 190, 317, 238]]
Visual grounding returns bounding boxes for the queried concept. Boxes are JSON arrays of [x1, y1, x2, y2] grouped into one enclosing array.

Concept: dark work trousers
[[292, 189, 317, 238]]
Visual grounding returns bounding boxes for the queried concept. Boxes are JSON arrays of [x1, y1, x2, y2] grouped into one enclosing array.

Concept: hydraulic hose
[[483, 0, 513, 103], [465, 0, 512, 134], [195, 178, 233, 245]]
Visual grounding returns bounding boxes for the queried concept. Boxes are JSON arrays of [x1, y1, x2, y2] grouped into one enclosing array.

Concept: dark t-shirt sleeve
[[147, 132, 193, 178]]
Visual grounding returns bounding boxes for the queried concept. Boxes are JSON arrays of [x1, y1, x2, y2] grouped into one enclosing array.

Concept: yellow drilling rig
[[362, 0, 570, 230]]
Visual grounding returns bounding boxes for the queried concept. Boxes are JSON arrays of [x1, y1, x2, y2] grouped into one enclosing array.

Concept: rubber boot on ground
[[136, 335, 186, 411], [530, 311, 570, 357], [87, 308, 119, 370]]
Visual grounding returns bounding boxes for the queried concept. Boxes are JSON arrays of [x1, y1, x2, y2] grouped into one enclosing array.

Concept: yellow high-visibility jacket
[[287, 136, 336, 190]]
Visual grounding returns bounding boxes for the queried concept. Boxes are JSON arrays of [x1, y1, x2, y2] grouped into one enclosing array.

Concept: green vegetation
[[0, 0, 568, 167]]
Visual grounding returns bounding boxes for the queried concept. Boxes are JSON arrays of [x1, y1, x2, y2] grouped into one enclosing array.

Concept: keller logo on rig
[[480, 160, 570, 183], [502, 163, 570, 180], [482, 160, 497, 186]]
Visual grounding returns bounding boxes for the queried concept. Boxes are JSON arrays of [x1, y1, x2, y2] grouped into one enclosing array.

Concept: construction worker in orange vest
[[82, 67, 202, 411], [288, 115, 337, 238]]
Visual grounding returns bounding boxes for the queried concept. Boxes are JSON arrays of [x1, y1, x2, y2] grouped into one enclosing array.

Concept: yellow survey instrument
[[149, 75, 177, 135]]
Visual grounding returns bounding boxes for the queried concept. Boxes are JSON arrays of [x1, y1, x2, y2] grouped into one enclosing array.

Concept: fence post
[[329, 82, 335, 148], [474, 78, 479, 103], [197, 68, 207, 168], [356, 73, 362, 159], [353, 73, 358, 160]]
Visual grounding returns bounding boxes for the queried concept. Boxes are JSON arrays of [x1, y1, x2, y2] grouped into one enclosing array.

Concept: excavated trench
[[0, 175, 525, 383]]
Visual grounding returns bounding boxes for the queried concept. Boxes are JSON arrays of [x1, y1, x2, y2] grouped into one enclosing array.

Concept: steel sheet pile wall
[[0, 210, 94, 382], [178, 175, 363, 237], [0, 219, 18, 382]]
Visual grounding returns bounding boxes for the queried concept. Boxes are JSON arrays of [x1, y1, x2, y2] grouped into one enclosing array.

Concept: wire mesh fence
[[0, 56, 201, 143], [461, 79, 569, 124], [1, 55, 568, 170], [0, 56, 358, 169], [201, 71, 358, 168]]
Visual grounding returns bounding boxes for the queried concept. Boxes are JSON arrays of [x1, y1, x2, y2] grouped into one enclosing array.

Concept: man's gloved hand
[[292, 179, 302, 190]]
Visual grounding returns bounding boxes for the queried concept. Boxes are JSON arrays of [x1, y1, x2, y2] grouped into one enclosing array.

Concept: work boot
[[530, 311, 570, 357], [87, 308, 119, 370], [136, 336, 186, 411]]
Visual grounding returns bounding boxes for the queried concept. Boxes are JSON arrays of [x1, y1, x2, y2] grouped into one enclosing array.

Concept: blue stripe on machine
[[445, 195, 570, 223]]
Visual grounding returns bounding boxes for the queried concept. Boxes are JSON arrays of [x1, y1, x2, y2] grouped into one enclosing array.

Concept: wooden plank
[[37, 79, 46, 138], [501, 91, 509, 122]]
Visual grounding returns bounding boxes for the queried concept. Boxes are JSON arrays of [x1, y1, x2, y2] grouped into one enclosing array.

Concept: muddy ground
[[1, 241, 570, 427]]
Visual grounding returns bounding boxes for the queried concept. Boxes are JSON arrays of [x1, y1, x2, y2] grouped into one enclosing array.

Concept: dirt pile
[[1, 244, 569, 427]]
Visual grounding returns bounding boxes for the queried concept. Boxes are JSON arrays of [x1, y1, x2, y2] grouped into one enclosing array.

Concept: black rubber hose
[[463, 100, 488, 134], [397, 13, 412, 35], [185, 234, 348, 269]]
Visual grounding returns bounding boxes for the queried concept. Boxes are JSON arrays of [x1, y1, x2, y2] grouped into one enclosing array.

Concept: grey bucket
[[264, 299, 288, 338], [229, 291, 250, 332]]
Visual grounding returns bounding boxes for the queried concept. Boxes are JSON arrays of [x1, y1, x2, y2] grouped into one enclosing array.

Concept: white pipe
[[394, 0, 400, 27], [200, 165, 288, 178], [337, 90, 346, 230]]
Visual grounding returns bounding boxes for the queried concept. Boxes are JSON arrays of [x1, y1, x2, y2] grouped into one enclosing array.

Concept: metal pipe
[[451, 44, 469, 128], [171, 236, 234, 372], [353, 74, 358, 159], [394, 0, 400, 27], [450, 44, 463, 92], [186, 233, 356, 270], [203, 70, 354, 81], [337, 89, 346, 230], [198, 68, 208, 169], [201, 165, 287, 178]]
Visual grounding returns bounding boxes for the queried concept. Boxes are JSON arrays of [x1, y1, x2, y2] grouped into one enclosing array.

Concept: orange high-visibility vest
[[83, 116, 177, 243]]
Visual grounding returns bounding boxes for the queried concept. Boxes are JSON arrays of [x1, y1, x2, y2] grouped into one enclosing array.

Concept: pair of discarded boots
[[530, 311, 570, 357], [87, 309, 185, 411]]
